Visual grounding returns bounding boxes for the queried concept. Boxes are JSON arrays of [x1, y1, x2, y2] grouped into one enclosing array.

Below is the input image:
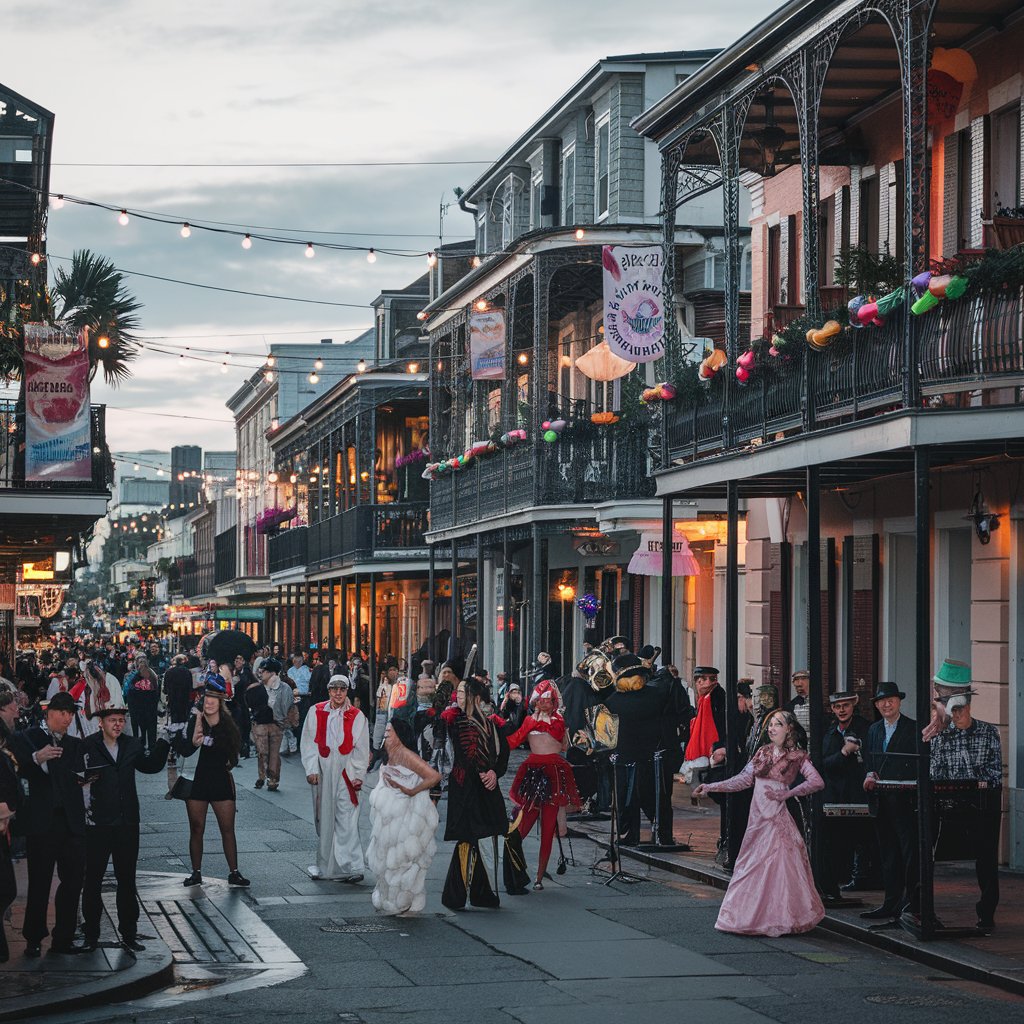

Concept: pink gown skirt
[[715, 776, 824, 937]]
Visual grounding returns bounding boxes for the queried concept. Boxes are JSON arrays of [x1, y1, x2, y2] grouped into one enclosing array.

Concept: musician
[[861, 682, 918, 922], [820, 691, 870, 902], [604, 655, 663, 846], [643, 644, 692, 844], [923, 658, 1002, 933], [784, 669, 811, 739], [8, 692, 87, 956], [682, 666, 728, 863]]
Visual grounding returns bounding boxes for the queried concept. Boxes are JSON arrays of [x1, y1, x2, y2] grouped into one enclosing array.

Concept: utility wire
[[53, 159, 492, 168]]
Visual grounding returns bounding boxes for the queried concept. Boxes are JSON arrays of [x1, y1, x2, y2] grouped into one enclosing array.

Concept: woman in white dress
[[368, 718, 441, 915]]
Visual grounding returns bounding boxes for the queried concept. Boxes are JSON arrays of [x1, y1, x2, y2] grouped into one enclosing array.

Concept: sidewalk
[[0, 857, 174, 1022], [568, 781, 1024, 997]]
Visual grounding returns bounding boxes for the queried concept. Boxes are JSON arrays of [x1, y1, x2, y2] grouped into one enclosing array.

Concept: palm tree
[[51, 249, 142, 385], [0, 248, 142, 385]]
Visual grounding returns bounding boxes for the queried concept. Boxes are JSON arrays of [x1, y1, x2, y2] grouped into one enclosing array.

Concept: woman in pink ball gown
[[694, 709, 824, 937]]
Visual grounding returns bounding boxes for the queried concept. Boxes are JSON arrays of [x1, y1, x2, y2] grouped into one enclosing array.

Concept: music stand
[[590, 755, 641, 886], [636, 749, 691, 853]]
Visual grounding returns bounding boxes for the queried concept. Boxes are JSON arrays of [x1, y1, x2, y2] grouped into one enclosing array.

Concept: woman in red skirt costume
[[503, 681, 580, 892]]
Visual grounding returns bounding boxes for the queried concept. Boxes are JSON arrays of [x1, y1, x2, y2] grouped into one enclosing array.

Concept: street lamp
[[556, 582, 575, 674]]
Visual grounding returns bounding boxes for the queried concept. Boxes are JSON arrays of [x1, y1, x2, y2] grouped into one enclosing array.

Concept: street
[[24, 748, 1024, 1024]]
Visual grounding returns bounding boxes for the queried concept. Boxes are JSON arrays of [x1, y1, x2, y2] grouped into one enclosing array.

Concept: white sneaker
[[307, 865, 322, 879]]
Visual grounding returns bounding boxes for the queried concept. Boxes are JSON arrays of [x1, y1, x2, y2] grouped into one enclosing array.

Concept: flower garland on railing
[[422, 430, 527, 481], [255, 506, 298, 535]]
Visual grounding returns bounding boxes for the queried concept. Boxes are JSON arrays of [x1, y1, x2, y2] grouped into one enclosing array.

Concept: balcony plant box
[[255, 506, 298, 536], [990, 217, 1024, 251]]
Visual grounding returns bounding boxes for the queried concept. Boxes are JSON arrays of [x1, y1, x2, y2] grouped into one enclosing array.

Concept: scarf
[[684, 691, 720, 761]]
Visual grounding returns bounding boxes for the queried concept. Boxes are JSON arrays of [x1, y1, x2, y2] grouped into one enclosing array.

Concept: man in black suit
[[820, 691, 871, 901], [80, 707, 170, 952], [861, 681, 918, 922], [9, 692, 86, 956]]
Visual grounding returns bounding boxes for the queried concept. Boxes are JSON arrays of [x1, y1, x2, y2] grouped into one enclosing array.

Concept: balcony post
[[304, 579, 312, 653], [368, 572, 377, 727], [797, 48, 821, 321], [428, 543, 436, 664], [354, 573, 361, 659], [806, 464, 825, 886], [531, 524, 543, 666], [276, 585, 283, 649], [327, 579, 335, 652], [715, 106, 743, 450], [476, 535, 485, 672], [503, 529, 513, 685], [660, 495, 673, 664], [449, 544, 458, 663]]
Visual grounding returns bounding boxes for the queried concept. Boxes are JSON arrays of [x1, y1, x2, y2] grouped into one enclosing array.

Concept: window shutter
[[942, 134, 959, 257]]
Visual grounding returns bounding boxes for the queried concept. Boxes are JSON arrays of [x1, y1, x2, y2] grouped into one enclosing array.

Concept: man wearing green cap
[[923, 659, 1002, 932]]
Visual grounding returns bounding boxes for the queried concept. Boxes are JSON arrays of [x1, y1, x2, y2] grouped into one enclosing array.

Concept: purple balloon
[[912, 271, 932, 295]]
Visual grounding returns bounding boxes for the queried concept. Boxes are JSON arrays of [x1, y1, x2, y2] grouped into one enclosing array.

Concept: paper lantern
[[575, 341, 636, 382]]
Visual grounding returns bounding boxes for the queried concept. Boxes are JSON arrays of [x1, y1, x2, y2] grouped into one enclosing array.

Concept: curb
[[569, 825, 1024, 1000]]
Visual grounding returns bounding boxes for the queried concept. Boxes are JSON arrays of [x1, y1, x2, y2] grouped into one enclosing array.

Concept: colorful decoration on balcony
[[847, 294, 869, 328], [735, 348, 756, 384], [697, 347, 728, 381], [806, 320, 842, 350], [422, 429, 529, 481], [576, 592, 601, 628], [542, 419, 567, 443], [395, 447, 429, 470], [590, 411, 620, 426], [911, 271, 969, 315], [255, 506, 298, 535], [641, 382, 678, 403], [575, 341, 636, 382], [875, 287, 906, 318]]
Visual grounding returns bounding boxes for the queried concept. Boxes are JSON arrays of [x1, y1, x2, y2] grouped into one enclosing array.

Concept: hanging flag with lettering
[[602, 245, 666, 364], [468, 310, 506, 380], [23, 324, 92, 481]]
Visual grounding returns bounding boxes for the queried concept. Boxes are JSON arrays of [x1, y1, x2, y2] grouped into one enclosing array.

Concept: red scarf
[[684, 691, 720, 761], [313, 701, 359, 758]]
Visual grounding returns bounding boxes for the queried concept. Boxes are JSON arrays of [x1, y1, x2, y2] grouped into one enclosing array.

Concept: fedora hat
[[872, 681, 906, 702], [693, 665, 719, 678], [932, 659, 971, 687]]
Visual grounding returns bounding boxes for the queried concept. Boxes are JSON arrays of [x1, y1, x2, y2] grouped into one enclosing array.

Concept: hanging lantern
[[575, 341, 637, 382]]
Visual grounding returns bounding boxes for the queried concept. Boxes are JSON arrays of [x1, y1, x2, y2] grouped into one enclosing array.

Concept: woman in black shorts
[[176, 677, 249, 888]]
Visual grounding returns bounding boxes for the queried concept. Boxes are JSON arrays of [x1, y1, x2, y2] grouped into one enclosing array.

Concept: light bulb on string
[[97, 334, 110, 349], [51, 194, 65, 210], [118, 209, 130, 226], [314, 358, 323, 370], [475, 298, 489, 313], [30, 252, 41, 266], [268, 472, 278, 483], [357, 359, 366, 373], [305, 243, 315, 258], [407, 362, 419, 374], [416, 311, 428, 321], [308, 371, 320, 384], [241, 234, 252, 249], [265, 355, 275, 367], [264, 370, 274, 382], [575, 228, 585, 241], [366, 249, 377, 264], [220, 363, 229, 373], [471, 256, 482, 268], [427, 252, 437, 267], [180, 222, 192, 238]]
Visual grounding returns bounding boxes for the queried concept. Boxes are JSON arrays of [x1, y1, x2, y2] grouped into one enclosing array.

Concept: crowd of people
[[0, 630, 1006, 962]]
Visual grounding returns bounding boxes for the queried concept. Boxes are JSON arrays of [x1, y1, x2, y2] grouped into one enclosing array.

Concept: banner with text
[[468, 309, 506, 380], [24, 324, 92, 481], [602, 245, 665, 363]]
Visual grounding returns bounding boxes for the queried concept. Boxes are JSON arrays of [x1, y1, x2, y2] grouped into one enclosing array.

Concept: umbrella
[[574, 341, 636, 382], [627, 533, 701, 577], [200, 629, 256, 666]]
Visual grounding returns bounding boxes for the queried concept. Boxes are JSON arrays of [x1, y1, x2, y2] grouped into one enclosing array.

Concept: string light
[[407, 362, 419, 373], [180, 222, 192, 238], [241, 233, 252, 249], [118, 209, 130, 226], [264, 370, 274, 382], [366, 249, 377, 264], [220, 363, 229, 373], [474, 299, 488, 312], [51, 194, 65, 210], [517, 352, 529, 365], [575, 228, 585, 241], [30, 252, 41, 266], [471, 256, 482, 268], [97, 335, 110, 348], [357, 359, 366, 373], [305, 243, 315, 258], [289, 474, 297, 484], [308, 371, 320, 384], [427, 251, 437, 267], [313, 357, 323, 370], [268, 471, 278, 483]]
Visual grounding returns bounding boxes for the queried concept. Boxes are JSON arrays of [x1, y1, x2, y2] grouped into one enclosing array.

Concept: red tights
[[516, 802, 559, 881]]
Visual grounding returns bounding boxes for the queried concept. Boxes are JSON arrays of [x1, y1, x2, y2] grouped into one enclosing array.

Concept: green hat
[[933, 659, 971, 687]]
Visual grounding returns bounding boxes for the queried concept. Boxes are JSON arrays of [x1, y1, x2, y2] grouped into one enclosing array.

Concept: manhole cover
[[866, 994, 962, 1007], [320, 919, 395, 934]]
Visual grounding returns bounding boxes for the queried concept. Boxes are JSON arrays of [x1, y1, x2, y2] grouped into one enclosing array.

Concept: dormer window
[[562, 147, 576, 226], [595, 117, 610, 220]]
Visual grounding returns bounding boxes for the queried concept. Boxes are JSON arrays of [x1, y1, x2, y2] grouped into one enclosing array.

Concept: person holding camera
[[820, 691, 871, 902], [498, 682, 526, 732]]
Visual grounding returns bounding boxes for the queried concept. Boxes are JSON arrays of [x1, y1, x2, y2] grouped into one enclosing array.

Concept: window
[[562, 148, 576, 226], [486, 384, 502, 434], [595, 118, 610, 219], [530, 172, 543, 229], [501, 182, 515, 249], [990, 106, 1021, 213], [767, 224, 781, 309], [859, 174, 880, 254]]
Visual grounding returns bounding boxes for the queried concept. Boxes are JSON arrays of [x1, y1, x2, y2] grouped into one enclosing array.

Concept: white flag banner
[[602, 245, 666, 364]]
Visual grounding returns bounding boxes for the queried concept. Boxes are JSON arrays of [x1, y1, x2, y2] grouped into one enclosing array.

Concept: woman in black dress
[[440, 677, 509, 910], [175, 678, 249, 888]]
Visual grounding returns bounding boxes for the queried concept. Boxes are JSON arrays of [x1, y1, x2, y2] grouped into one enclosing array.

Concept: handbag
[[169, 774, 193, 800]]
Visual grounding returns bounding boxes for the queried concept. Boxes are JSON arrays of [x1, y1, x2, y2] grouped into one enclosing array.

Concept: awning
[[627, 533, 700, 577]]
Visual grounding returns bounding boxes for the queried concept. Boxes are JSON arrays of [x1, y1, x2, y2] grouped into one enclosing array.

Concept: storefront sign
[[602, 245, 665, 364], [469, 310, 506, 380], [23, 324, 92, 481], [573, 538, 621, 557]]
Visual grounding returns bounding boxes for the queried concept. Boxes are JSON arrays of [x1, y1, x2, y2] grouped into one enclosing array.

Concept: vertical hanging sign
[[468, 310, 506, 380], [602, 245, 666, 363], [23, 324, 92, 481]]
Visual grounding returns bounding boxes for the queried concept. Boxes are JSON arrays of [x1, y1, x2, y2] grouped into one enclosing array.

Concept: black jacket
[[308, 663, 332, 705], [821, 714, 871, 803], [604, 687, 666, 761], [245, 681, 274, 725], [9, 727, 86, 836], [864, 713, 918, 814], [81, 733, 169, 827], [163, 665, 196, 724]]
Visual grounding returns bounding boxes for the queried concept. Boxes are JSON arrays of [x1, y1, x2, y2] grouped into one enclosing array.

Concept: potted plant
[[255, 506, 298, 536], [987, 205, 1024, 251]]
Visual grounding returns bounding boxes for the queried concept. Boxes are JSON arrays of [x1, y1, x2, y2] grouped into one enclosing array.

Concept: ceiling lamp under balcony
[[753, 93, 788, 178]]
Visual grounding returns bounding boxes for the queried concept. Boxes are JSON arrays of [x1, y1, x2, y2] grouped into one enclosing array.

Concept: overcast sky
[[4, 0, 768, 455]]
